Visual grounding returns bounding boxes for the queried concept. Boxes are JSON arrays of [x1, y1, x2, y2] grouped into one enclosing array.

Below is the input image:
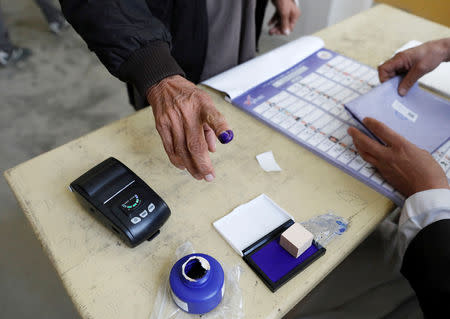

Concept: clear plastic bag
[[150, 242, 244, 319], [301, 212, 349, 247]]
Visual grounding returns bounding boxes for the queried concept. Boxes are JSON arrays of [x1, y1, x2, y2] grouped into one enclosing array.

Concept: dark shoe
[[49, 19, 70, 35], [0, 47, 32, 66]]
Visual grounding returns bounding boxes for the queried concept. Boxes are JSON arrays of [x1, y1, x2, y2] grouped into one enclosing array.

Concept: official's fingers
[[397, 62, 427, 96], [348, 127, 385, 160], [271, 28, 282, 35], [183, 116, 215, 181], [358, 150, 378, 167], [362, 117, 405, 147], [268, 13, 277, 26], [289, 6, 301, 31], [269, 23, 282, 35], [201, 102, 233, 144], [204, 124, 216, 153], [279, 9, 290, 35], [377, 52, 409, 83]]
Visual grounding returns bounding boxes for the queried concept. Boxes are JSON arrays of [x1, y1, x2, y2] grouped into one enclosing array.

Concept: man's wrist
[[146, 75, 182, 105], [119, 41, 185, 98], [411, 181, 450, 197]]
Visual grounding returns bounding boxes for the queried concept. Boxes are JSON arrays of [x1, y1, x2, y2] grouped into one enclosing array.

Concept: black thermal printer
[[70, 157, 171, 247]]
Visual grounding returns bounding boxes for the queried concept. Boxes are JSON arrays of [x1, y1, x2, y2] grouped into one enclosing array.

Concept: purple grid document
[[232, 49, 450, 206]]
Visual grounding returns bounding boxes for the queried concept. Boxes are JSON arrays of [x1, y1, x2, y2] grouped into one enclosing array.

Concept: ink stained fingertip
[[218, 130, 234, 144]]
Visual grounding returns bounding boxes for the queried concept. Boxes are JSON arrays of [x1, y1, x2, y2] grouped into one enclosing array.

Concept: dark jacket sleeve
[[400, 219, 450, 318], [59, 0, 185, 97]]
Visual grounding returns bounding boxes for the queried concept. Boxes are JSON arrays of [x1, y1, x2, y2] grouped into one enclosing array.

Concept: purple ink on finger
[[218, 130, 234, 144]]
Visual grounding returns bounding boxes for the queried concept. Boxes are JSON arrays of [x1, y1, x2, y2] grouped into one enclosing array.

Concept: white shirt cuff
[[397, 188, 450, 261]]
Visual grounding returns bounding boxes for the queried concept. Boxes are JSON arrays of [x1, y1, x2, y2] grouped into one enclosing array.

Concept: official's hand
[[147, 75, 233, 181], [269, 0, 301, 36], [348, 118, 449, 198], [378, 38, 450, 96]]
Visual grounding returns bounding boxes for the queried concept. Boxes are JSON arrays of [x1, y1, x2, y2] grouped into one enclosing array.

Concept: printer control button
[[139, 210, 148, 218], [148, 203, 155, 212], [131, 217, 141, 224]]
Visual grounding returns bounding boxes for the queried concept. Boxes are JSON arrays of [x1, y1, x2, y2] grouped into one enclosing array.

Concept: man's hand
[[269, 0, 301, 36], [348, 118, 449, 198], [147, 75, 233, 181], [378, 38, 450, 96]]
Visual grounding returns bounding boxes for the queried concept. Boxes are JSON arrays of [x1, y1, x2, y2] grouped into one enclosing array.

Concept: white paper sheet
[[395, 40, 450, 98], [202, 36, 325, 100], [256, 151, 282, 172], [213, 194, 293, 256]]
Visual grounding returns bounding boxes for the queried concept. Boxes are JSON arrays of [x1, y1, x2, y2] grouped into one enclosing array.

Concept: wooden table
[[5, 5, 450, 319], [376, 0, 450, 27]]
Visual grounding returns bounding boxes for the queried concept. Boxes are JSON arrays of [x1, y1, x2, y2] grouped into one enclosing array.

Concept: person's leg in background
[[33, 0, 68, 34], [0, 6, 31, 66], [0, 7, 13, 53]]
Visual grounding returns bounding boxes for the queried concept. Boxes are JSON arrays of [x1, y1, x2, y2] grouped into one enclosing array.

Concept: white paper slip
[[391, 100, 418, 123], [256, 151, 282, 172]]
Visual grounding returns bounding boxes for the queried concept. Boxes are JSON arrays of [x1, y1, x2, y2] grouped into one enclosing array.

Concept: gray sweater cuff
[[119, 41, 185, 98]]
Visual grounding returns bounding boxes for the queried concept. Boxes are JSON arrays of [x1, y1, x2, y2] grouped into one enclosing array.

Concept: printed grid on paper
[[232, 49, 450, 206]]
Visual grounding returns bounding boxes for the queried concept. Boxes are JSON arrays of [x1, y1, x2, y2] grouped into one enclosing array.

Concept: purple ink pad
[[250, 237, 319, 282], [243, 221, 325, 292]]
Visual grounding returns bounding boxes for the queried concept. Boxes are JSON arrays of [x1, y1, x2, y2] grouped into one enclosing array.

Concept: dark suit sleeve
[[59, 0, 185, 96], [401, 219, 450, 318]]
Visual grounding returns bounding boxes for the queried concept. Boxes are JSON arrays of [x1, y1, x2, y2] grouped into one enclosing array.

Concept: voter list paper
[[203, 37, 450, 206], [229, 50, 411, 204]]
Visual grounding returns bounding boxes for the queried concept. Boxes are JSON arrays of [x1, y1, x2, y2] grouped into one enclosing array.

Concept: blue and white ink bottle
[[169, 253, 225, 314]]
